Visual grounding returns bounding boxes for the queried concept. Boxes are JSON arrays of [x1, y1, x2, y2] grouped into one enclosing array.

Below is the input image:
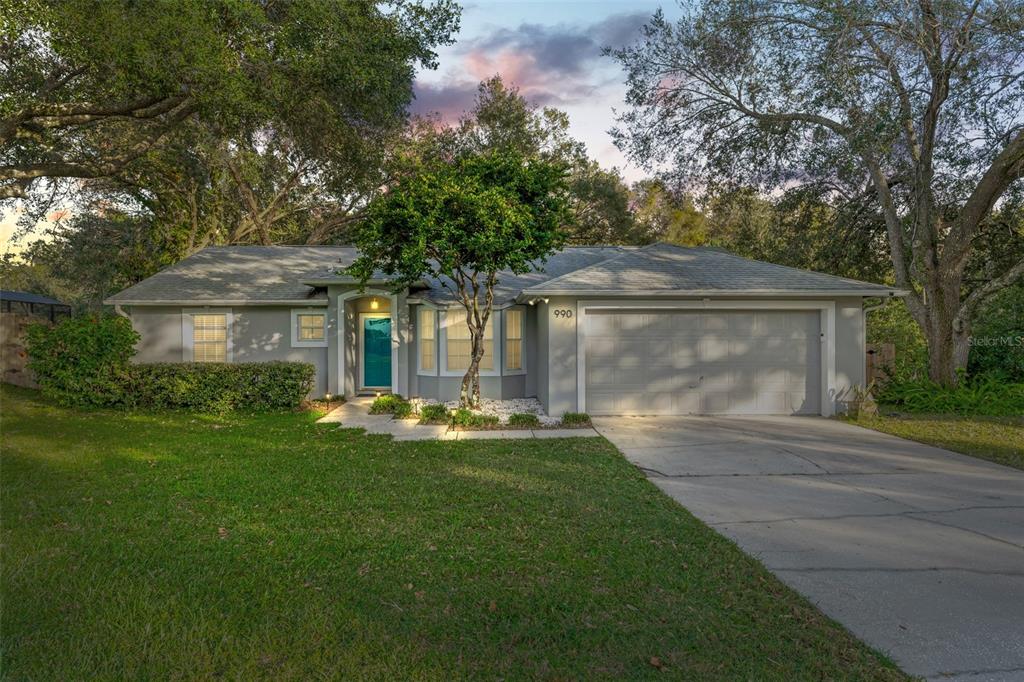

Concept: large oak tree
[[0, 0, 458, 201], [612, 0, 1024, 384]]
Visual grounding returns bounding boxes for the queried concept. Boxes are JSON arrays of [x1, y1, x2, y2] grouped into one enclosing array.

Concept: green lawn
[[1, 386, 905, 680], [849, 412, 1024, 471]]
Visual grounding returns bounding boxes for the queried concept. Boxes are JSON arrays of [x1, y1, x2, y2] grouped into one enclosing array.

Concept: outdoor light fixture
[[370, 298, 379, 310], [324, 393, 333, 402], [376, 391, 381, 397]]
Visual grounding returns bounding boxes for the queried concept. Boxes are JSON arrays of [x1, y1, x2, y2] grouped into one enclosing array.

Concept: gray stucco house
[[105, 242, 902, 417]]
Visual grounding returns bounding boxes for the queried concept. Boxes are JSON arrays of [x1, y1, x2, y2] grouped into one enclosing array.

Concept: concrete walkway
[[317, 398, 598, 440], [593, 415, 1024, 682]]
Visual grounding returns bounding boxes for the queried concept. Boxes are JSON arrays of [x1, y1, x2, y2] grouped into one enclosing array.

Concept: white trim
[[181, 307, 234, 363], [521, 289, 904, 301], [358, 312, 392, 391], [439, 309, 501, 377], [502, 306, 527, 376], [290, 308, 328, 348], [336, 289, 399, 398], [575, 299, 837, 417], [415, 306, 438, 376]]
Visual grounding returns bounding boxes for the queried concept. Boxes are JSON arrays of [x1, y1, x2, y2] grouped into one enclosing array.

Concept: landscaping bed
[[374, 395, 593, 430], [1, 385, 904, 680]]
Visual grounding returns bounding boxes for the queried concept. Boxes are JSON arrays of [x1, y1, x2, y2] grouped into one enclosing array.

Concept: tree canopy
[[350, 148, 570, 406], [612, 0, 1024, 383], [0, 0, 459, 201]]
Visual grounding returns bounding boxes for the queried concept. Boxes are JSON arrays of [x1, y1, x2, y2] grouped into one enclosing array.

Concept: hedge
[[25, 314, 139, 407], [26, 314, 315, 412], [124, 362, 316, 411]]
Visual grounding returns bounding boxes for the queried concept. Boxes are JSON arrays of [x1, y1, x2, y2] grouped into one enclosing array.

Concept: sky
[[2, 1, 675, 255], [410, 0, 679, 182]]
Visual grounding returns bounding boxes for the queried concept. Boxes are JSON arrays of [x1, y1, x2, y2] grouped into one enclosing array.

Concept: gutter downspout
[[114, 304, 129, 318]]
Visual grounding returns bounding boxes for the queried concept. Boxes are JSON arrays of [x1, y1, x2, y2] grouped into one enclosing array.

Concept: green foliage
[[368, 394, 411, 417], [417, 403, 449, 424], [352, 148, 570, 290], [560, 412, 592, 427], [2, 0, 459, 201], [351, 146, 570, 407], [124, 363, 314, 412], [24, 317, 313, 412], [866, 300, 929, 382], [450, 408, 499, 429], [506, 412, 540, 428], [25, 314, 139, 406], [969, 284, 1024, 382], [631, 179, 707, 246], [876, 374, 1024, 417]]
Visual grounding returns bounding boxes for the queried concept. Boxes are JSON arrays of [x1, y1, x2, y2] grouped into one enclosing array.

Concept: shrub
[[418, 403, 448, 424], [369, 394, 408, 415], [125, 362, 315, 412], [507, 412, 540, 428], [876, 373, 1024, 417], [560, 412, 591, 427], [393, 401, 413, 419], [25, 314, 139, 407], [451, 407, 499, 428]]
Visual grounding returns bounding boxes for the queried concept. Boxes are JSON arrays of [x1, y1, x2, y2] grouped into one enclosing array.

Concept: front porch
[[330, 289, 409, 400]]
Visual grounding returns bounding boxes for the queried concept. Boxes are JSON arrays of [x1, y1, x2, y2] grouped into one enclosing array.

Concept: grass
[[1, 386, 905, 680], [848, 411, 1024, 471]]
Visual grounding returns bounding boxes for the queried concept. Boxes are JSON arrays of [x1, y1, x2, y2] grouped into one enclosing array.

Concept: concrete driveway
[[593, 416, 1024, 682]]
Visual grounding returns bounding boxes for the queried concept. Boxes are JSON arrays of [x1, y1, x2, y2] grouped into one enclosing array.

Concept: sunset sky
[[2, 1, 675, 255], [411, 0, 677, 182]]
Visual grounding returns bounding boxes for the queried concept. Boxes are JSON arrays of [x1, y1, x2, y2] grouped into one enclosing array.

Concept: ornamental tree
[[612, 0, 1024, 385], [349, 150, 570, 407]]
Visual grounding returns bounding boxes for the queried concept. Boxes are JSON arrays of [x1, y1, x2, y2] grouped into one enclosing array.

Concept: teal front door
[[362, 316, 391, 389]]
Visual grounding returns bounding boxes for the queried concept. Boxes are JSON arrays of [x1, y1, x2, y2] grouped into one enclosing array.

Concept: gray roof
[[415, 246, 635, 306], [520, 243, 898, 297], [105, 246, 357, 305], [1, 290, 67, 306], [105, 242, 899, 306]]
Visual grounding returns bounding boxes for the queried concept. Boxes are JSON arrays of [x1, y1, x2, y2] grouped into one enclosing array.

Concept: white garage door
[[584, 310, 821, 415]]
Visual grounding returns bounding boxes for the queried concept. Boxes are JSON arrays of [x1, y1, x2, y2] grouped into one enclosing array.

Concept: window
[[193, 313, 227, 363], [505, 307, 524, 371], [419, 308, 436, 372], [446, 312, 493, 371], [298, 314, 325, 340], [291, 309, 327, 347]]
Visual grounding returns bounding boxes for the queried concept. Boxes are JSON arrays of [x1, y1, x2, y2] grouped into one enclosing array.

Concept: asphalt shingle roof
[[521, 243, 896, 295], [105, 246, 357, 304], [105, 242, 897, 306]]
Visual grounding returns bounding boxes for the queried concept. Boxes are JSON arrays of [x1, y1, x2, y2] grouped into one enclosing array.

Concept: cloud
[[411, 12, 650, 119]]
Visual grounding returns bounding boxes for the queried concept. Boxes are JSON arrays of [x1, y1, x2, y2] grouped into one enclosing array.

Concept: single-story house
[[105, 242, 903, 417]]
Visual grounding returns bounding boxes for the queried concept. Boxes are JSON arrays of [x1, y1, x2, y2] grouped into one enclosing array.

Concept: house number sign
[[553, 309, 573, 318]]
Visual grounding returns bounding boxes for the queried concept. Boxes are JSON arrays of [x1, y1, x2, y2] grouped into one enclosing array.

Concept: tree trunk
[[459, 331, 486, 408], [922, 272, 971, 386]]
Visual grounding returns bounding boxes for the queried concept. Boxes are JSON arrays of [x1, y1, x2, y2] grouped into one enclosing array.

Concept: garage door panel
[[585, 309, 821, 416]]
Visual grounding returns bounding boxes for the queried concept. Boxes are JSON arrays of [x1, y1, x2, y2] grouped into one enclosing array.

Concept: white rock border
[[409, 397, 560, 426]]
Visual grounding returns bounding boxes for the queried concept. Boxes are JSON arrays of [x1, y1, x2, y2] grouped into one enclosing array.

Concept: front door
[[361, 315, 392, 390]]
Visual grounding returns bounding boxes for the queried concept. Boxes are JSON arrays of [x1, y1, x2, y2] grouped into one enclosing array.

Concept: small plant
[[393, 401, 413, 419], [560, 412, 591, 427], [418, 403, 449, 424], [846, 381, 879, 419], [368, 394, 409, 415], [507, 412, 540, 428], [451, 407, 499, 429]]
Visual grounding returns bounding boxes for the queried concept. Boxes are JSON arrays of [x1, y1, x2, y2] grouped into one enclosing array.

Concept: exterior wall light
[[370, 298, 379, 310]]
